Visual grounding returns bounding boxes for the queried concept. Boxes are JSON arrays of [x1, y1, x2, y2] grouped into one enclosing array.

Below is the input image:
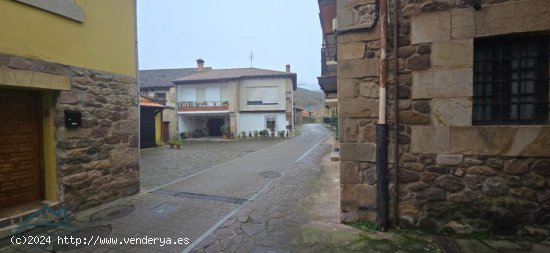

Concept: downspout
[[376, 0, 389, 231], [392, 0, 400, 228], [134, 0, 140, 151]]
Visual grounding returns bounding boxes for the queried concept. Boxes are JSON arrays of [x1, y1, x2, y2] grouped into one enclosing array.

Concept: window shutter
[[262, 87, 278, 104]]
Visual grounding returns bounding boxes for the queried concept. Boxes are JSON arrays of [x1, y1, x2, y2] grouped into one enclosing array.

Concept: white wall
[[237, 112, 287, 133], [178, 115, 206, 133]]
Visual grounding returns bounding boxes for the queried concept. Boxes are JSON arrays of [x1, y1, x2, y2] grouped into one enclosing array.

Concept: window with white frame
[[246, 86, 279, 105], [266, 115, 277, 131]]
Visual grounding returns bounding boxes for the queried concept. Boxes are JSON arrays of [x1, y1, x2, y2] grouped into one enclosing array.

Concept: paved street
[[140, 139, 284, 191], [2, 124, 341, 253]]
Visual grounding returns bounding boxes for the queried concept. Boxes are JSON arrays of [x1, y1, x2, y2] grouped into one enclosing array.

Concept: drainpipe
[[392, 0, 400, 228], [376, 0, 389, 232]]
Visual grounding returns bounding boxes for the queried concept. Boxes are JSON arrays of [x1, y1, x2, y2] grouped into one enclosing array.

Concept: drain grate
[[176, 192, 248, 204], [259, 171, 281, 178], [152, 190, 248, 204]]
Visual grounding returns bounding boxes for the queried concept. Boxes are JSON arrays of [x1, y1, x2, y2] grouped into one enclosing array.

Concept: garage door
[[0, 89, 42, 208]]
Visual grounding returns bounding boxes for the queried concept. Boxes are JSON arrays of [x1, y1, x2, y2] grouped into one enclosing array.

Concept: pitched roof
[[139, 96, 165, 108], [173, 68, 297, 90], [139, 68, 212, 89]]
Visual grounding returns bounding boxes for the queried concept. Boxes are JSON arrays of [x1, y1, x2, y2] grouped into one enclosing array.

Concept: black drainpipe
[[376, 0, 390, 232]]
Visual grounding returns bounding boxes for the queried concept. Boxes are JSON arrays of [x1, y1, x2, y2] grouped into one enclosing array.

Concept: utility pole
[[249, 51, 254, 68]]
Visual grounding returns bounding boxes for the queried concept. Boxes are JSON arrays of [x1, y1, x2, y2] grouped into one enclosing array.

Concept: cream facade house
[[139, 67, 210, 141], [174, 61, 297, 137]]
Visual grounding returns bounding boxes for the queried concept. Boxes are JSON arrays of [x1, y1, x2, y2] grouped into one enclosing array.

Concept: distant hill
[[294, 87, 324, 112]]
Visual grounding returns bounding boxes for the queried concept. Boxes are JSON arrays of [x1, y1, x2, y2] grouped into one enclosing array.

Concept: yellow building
[[0, 0, 139, 221]]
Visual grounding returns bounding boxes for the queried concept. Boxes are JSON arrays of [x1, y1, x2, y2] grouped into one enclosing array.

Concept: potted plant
[[254, 130, 259, 138], [270, 129, 275, 137], [241, 131, 247, 139], [185, 131, 192, 139], [278, 130, 286, 138], [174, 139, 183, 149], [220, 124, 230, 139], [168, 139, 175, 148], [230, 132, 235, 139], [222, 100, 229, 106], [248, 131, 252, 138]]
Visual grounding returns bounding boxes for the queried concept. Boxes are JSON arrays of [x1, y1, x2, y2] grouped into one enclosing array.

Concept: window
[[266, 116, 277, 131], [220, 87, 228, 102], [246, 86, 279, 105], [196, 88, 206, 103], [473, 34, 549, 125]]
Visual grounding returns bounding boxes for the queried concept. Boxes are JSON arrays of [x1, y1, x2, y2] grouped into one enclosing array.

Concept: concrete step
[[0, 201, 61, 239]]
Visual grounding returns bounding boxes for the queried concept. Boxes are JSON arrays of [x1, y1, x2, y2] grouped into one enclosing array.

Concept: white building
[[173, 60, 297, 137]]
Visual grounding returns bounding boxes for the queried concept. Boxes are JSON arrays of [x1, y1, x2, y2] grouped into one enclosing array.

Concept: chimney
[[285, 64, 290, 73], [196, 58, 205, 72]]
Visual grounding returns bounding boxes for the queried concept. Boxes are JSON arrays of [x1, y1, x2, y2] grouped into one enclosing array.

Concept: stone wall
[[0, 53, 140, 212], [337, 0, 550, 235]]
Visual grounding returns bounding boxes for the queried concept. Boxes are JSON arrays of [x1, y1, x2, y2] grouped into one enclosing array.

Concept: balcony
[[325, 92, 337, 99], [177, 101, 229, 113], [321, 44, 337, 77]]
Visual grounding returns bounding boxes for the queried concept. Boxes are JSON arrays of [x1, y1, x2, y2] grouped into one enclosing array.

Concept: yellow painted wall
[[155, 111, 162, 145], [41, 92, 57, 201], [0, 0, 136, 76]]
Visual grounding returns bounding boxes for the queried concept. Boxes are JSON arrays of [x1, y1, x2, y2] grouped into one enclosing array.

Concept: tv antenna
[[249, 51, 254, 68]]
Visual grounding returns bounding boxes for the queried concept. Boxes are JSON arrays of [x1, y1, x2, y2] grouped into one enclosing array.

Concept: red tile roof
[[140, 96, 164, 108]]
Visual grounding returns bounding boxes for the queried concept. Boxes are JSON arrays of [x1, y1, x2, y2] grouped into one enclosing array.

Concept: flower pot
[[176, 144, 181, 149]]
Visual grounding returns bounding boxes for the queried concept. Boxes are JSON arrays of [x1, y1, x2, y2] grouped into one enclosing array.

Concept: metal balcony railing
[[177, 101, 229, 112], [321, 44, 337, 76]]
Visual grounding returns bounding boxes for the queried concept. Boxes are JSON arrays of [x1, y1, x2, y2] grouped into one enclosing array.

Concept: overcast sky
[[137, 0, 322, 91]]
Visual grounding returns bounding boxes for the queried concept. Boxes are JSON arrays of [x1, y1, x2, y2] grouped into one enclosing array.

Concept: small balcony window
[[473, 34, 550, 125]]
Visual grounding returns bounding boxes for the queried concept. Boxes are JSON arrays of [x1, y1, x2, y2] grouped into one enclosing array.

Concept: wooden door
[[162, 122, 169, 142], [0, 89, 42, 208]]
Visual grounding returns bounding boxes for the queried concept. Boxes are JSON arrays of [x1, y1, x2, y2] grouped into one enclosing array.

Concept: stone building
[[317, 0, 339, 122], [335, 0, 550, 235], [0, 0, 139, 224]]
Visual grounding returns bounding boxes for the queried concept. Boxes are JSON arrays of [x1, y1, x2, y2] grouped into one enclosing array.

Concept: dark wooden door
[[140, 108, 156, 148], [162, 122, 169, 142], [0, 89, 42, 208]]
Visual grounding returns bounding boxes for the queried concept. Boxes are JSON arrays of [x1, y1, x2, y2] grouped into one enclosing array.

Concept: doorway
[[207, 118, 224, 136], [0, 89, 43, 209], [162, 122, 170, 142]]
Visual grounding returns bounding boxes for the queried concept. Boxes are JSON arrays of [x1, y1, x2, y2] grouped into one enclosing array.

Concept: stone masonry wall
[[337, 0, 550, 236], [0, 53, 139, 212]]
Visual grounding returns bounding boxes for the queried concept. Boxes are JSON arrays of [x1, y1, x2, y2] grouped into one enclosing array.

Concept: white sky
[[137, 0, 323, 91]]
